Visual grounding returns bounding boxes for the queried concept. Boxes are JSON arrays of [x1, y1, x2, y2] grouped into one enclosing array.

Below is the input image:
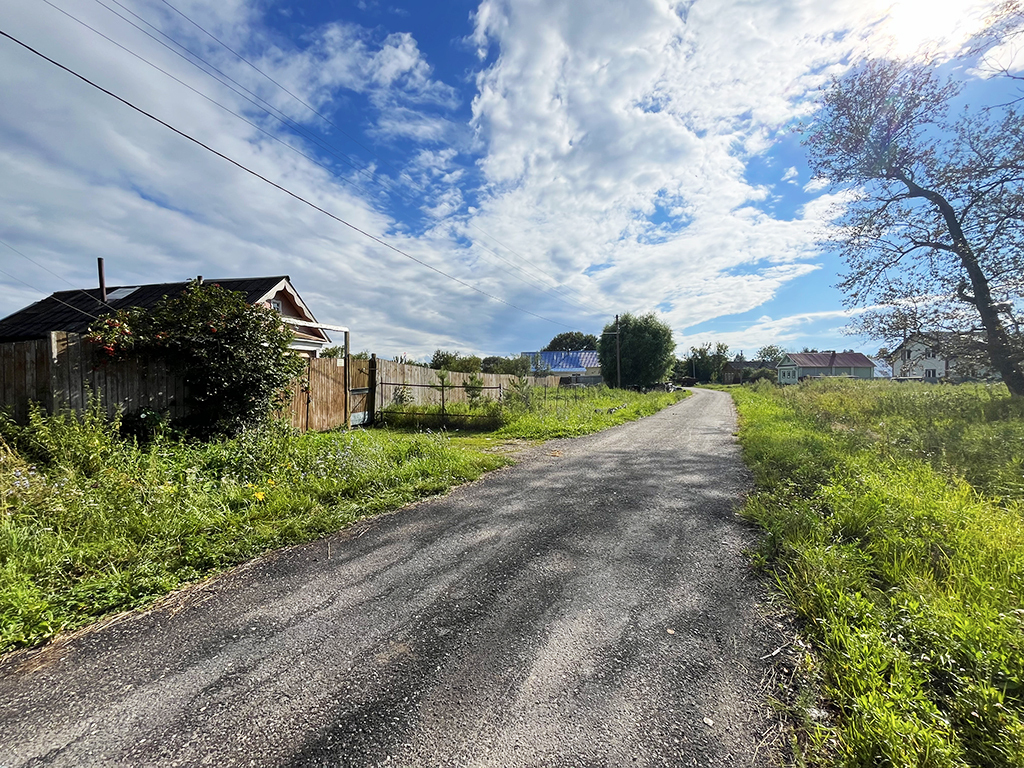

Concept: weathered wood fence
[[0, 332, 185, 424], [1, 336, 563, 432]]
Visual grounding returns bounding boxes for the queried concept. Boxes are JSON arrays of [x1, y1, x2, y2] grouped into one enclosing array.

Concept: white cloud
[[803, 177, 830, 193], [0, 0, 1010, 361], [678, 307, 874, 353]]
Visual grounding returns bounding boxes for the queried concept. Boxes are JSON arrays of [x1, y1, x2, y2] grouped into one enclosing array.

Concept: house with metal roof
[[520, 350, 602, 385], [0, 275, 332, 357], [776, 351, 875, 385]]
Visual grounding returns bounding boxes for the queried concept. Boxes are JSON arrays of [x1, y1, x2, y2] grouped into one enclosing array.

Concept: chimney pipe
[[197, 275, 203, 284], [98, 257, 107, 303]]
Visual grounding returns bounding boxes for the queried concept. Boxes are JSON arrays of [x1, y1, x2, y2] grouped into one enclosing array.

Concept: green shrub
[[88, 280, 305, 439]]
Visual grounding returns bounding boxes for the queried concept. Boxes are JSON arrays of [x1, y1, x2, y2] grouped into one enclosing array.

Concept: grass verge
[[730, 379, 1024, 767], [1, 387, 685, 654]]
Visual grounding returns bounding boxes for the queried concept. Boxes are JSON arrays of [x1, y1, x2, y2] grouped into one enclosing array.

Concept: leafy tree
[[87, 280, 305, 439], [670, 358, 694, 384], [755, 345, 786, 364], [743, 367, 778, 384], [542, 331, 598, 351], [481, 355, 530, 376], [804, 58, 1024, 395], [321, 346, 370, 360], [597, 313, 675, 388], [529, 353, 552, 377], [684, 342, 730, 383], [429, 349, 482, 373]]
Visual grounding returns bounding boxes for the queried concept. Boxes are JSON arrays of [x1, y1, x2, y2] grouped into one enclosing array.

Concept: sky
[[0, 0, 1016, 361]]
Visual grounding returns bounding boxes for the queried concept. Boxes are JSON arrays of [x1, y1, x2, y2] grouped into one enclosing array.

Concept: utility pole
[[615, 314, 621, 389]]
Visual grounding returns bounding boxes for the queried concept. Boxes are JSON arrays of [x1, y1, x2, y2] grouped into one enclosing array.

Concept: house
[[0, 275, 332, 357], [777, 351, 875, 385], [521, 350, 603, 385], [890, 336, 948, 381], [890, 333, 996, 382], [721, 358, 777, 384]]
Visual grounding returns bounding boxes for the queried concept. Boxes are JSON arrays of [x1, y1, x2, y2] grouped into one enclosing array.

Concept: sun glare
[[866, 0, 995, 58]]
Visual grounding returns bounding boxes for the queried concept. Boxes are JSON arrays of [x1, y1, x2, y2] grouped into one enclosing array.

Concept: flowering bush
[[87, 281, 306, 439]]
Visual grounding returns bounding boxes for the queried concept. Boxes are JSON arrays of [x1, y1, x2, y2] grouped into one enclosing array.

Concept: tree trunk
[[898, 174, 1024, 396]]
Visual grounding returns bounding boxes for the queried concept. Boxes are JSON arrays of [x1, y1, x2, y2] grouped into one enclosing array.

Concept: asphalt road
[[0, 388, 787, 767]]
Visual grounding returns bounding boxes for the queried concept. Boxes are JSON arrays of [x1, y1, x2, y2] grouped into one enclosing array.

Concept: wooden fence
[[374, 358, 559, 409], [1, 332, 184, 424], [1, 335, 564, 432]]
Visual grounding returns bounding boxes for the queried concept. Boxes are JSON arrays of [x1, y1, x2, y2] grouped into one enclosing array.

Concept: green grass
[[0, 387, 685, 654], [731, 379, 1024, 767], [494, 386, 686, 439], [380, 384, 687, 438]]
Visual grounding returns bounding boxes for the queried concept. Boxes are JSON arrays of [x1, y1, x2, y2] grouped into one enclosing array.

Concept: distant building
[[890, 334, 997, 382], [777, 351, 875, 385], [521, 350, 602, 385]]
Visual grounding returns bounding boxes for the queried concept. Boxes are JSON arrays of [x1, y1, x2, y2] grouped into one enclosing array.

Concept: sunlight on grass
[[732, 379, 1024, 767]]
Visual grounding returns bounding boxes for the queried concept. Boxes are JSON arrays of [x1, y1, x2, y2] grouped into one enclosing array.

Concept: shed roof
[[0, 277, 306, 342], [782, 352, 875, 368]]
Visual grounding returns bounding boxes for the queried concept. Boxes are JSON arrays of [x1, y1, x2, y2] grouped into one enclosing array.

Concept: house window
[[925, 369, 936, 378], [925, 349, 936, 358], [270, 299, 283, 313], [903, 350, 912, 360]]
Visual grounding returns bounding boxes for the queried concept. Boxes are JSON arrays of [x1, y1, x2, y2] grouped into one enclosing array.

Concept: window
[[270, 299, 283, 313], [903, 349, 912, 360], [925, 369, 936, 378], [925, 349, 936, 358], [106, 286, 139, 301]]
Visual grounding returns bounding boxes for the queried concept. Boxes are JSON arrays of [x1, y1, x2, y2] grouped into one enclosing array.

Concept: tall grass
[[496, 385, 685, 439], [733, 380, 1024, 767]]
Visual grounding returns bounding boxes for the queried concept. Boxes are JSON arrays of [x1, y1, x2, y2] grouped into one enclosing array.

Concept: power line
[[155, 0, 408, 182], [71, 0, 594, 312], [0, 27, 572, 328], [80, 0, 393, 190], [40, 0, 372, 196], [0, 239, 104, 323]]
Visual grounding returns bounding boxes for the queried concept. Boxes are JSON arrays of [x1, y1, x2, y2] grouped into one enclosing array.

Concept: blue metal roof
[[528, 350, 600, 372]]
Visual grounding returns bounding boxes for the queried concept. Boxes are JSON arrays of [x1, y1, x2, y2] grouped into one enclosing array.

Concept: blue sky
[[0, 0, 1015, 361]]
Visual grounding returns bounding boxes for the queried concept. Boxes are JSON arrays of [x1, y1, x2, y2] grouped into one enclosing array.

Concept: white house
[[890, 337, 949, 381], [890, 334, 997, 382]]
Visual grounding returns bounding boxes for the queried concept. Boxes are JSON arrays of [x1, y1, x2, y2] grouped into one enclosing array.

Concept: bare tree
[[804, 58, 1024, 395]]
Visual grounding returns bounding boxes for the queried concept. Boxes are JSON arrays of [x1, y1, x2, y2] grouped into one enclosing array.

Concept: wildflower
[[253, 491, 265, 501]]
